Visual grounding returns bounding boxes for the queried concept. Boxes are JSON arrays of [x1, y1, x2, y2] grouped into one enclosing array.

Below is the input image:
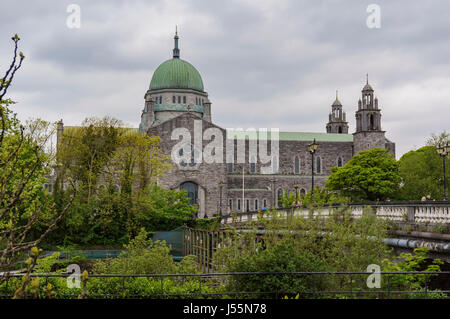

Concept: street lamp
[[436, 142, 450, 201], [218, 181, 224, 216], [307, 138, 319, 202]]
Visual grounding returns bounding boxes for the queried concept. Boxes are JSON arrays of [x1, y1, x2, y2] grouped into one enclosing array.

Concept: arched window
[[172, 95, 176, 103], [277, 188, 283, 207], [338, 126, 342, 134], [263, 199, 268, 208], [178, 96, 181, 103], [370, 114, 375, 130], [254, 199, 258, 211], [294, 156, 300, 174], [337, 157, 343, 167], [195, 97, 198, 105], [237, 199, 241, 211], [316, 156, 321, 174], [250, 155, 256, 174], [246, 199, 250, 212], [183, 96, 186, 104]]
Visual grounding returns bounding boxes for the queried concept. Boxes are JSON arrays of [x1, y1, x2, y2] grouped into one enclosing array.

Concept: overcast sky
[[1, 0, 449, 158]]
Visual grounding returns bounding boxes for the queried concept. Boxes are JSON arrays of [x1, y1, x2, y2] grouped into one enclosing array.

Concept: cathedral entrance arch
[[180, 181, 206, 218]]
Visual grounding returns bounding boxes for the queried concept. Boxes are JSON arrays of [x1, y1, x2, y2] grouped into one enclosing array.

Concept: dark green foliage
[[226, 239, 328, 296], [398, 146, 449, 200], [326, 148, 400, 201]]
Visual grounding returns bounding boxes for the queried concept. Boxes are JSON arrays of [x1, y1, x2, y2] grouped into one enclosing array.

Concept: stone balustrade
[[220, 201, 450, 226]]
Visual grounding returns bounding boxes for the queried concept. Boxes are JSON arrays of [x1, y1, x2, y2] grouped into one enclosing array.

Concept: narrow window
[[227, 155, 233, 173], [338, 157, 343, 167], [195, 97, 198, 105], [263, 199, 267, 208], [255, 199, 258, 211], [277, 188, 283, 207], [246, 199, 250, 212], [272, 155, 278, 174], [316, 156, 321, 174], [228, 199, 232, 210], [173, 95, 176, 103], [178, 96, 181, 103], [183, 96, 186, 104], [237, 199, 241, 211], [160, 96, 162, 104], [250, 155, 256, 174], [294, 156, 300, 174]]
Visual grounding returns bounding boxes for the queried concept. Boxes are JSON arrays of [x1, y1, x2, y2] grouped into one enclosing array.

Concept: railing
[[220, 201, 450, 225], [1, 271, 449, 299]]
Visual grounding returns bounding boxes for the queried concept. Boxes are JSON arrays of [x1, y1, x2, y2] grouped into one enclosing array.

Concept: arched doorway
[[180, 181, 198, 206]]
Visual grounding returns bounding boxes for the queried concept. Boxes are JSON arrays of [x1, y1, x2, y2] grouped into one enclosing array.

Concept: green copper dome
[[149, 58, 204, 92]]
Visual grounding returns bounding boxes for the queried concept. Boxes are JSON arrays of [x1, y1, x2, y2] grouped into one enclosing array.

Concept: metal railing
[[1, 271, 449, 299]]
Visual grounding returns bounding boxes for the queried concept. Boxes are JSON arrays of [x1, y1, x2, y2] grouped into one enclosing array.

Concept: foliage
[[398, 146, 449, 200], [223, 239, 328, 296], [381, 247, 444, 298], [93, 228, 197, 275], [326, 148, 400, 201], [426, 131, 449, 147], [215, 207, 393, 297], [0, 35, 75, 272], [51, 119, 194, 246]]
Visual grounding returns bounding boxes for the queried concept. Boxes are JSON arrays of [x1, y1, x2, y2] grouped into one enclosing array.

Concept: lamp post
[[307, 139, 319, 203], [218, 182, 224, 216], [437, 142, 450, 201]]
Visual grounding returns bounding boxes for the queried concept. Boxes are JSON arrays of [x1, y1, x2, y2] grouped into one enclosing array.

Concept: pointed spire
[[173, 26, 180, 58], [366, 73, 369, 84], [332, 89, 342, 106]]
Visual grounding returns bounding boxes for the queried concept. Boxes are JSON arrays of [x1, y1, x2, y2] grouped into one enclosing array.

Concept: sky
[[0, 0, 449, 158]]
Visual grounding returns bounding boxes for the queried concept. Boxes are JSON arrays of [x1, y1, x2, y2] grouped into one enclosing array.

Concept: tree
[[325, 148, 400, 201], [398, 145, 449, 200], [426, 131, 449, 147], [0, 35, 75, 270]]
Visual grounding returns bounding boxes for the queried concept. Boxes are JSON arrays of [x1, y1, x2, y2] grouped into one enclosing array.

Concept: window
[[183, 96, 186, 104], [337, 157, 343, 167], [338, 126, 342, 133], [294, 156, 300, 174], [173, 95, 176, 103], [272, 155, 278, 174], [227, 155, 233, 173], [246, 199, 250, 212], [250, 155, 256, 174], [237, 199, 241, 211], [263, 199, 267, 208], [255, 199, 258, 211], [195, 97, 198, 105], [178, 96, 181, 103], [277, 188, 283, 207], [316, 156, 321, 174], [228, 199, 232, 210]]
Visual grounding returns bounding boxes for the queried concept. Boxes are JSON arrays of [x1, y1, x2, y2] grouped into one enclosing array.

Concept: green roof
[[226, 131, 353, 142], [149, 58, 204, 92]]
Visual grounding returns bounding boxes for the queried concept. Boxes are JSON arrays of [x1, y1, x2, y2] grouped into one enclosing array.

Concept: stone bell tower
[[326, 90, 349, 134], [353, 75, 390, 155]]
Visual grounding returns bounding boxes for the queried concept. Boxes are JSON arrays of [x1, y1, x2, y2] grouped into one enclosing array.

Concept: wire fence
[[1, 271, 449, 299]]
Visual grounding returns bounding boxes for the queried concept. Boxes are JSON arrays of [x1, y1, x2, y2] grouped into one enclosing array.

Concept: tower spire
[[173, 26, 180, 58], [366, 73, 369, 84]]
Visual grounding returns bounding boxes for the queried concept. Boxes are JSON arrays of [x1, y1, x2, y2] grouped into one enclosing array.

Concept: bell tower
[[326, 90, 349, 134], [353, 75, 391, 155]]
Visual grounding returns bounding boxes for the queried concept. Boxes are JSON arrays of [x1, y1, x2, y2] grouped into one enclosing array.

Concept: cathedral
[[138, 32, 395, 217]]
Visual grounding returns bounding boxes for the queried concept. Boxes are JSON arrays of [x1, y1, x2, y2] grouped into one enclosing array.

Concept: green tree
[[398, 145, 449, 201], [0, 35, 74, 270], [325, 148, 400, 201]]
